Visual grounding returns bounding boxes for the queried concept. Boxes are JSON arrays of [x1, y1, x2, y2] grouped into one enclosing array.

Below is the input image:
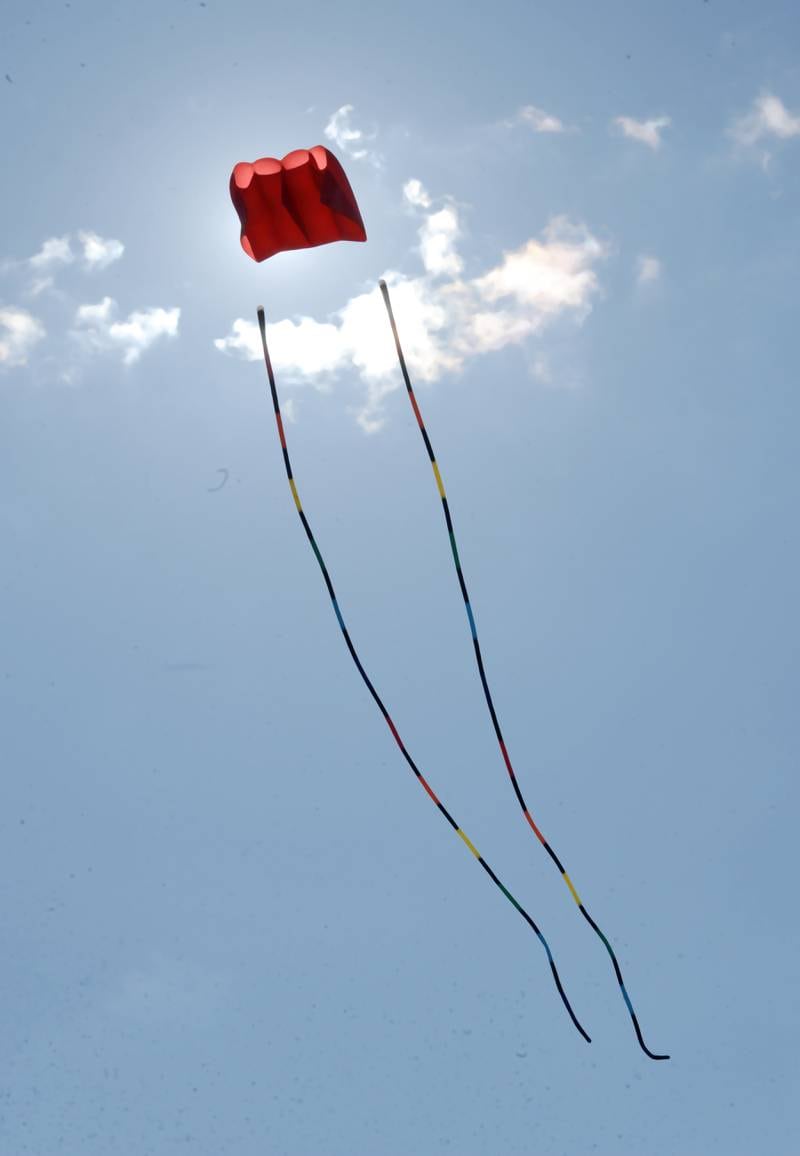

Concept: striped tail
[[378, 280, 668, 1062], [256, 305, 591, 1047]]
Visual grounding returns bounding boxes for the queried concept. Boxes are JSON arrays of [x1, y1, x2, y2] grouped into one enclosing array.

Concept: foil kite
[[228, 145, 667, 1060]]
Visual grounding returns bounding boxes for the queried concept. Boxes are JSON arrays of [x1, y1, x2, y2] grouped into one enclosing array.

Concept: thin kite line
[[379, 279, 668, 1062], [256, 305, 591, 1046], [208, 468, 230, 492]]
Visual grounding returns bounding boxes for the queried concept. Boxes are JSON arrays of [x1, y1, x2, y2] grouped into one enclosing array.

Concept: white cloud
[[419, 205, 463, 277], [613, 115, 671, 150], [73, 297, 180, 364], [474, 218, 604, 314], [212, 318, 261, 362], [636, 254, 661, 285], [730, 91, 800, 147], [29, 236, 74, 269], [215, 192, 606, 432], [214, 315, 346, 379], [404, 182, 462, 275], [75, 297, 116, 327], [403, 179, 432, 209], [324, 104, 380, 165], [0, 306, 46, 367], [518, 105, 566, 133], [79, 230, 125, 270]]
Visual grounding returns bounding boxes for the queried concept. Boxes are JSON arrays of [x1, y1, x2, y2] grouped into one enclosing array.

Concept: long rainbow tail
[[378, 280, 669, 1062], [256, 306, 591, 1046]]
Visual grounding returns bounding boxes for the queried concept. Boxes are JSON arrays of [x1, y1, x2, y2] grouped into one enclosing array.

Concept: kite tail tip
[[634, 1027, 670, 1061], [378, 279, 393, 319]]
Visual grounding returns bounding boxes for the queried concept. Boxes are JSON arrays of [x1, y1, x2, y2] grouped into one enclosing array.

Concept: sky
[[2, 0, 799, 1152]]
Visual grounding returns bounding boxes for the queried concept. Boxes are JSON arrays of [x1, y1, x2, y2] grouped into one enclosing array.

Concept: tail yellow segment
[[289, 478, 302, 512], [563, 873, 581, 906], [457, 828, 480, 859]]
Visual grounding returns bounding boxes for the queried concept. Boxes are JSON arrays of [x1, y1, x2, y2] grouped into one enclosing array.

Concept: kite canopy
[[230, 146, 367, 263]]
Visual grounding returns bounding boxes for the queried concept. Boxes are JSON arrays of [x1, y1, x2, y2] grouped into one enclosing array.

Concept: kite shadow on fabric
[[229, 145, 668, 1059]]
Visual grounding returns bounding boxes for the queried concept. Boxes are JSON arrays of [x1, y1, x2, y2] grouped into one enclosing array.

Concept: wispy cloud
[[78, 230, 125, 270], [613, 115, 671, 150], [517, 105, 567, 133], [26, 277, 56, 299], [26, 230, 124, 274], [636, 254, 661, 285], [324, 104, 380, 166], [0, 306, 46, 367], [215, 186, 606, 433], [729, 91, 800, 150], [5, 231, 125, 297], [29, 236, 74, 270], [72, 297, 180, 364], [403, 179, 432, 209]]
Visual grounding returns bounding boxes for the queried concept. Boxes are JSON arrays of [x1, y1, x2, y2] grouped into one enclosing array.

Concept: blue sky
[[2, 0, 799, 1152]]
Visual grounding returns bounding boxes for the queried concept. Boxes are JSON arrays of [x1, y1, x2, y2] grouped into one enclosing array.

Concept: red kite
[[230, 146, 366, 263]]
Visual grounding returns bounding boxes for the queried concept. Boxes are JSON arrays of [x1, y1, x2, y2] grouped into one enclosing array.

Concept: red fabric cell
[[230, 146, 367, 263]]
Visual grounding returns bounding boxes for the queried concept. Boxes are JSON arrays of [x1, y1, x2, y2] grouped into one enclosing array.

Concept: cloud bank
[[215, 180, 606, 432]]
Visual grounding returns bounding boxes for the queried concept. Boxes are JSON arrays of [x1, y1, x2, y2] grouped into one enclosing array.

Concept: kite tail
[[256, 306, 591, 1047], [378, 280, 669, 1062]]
